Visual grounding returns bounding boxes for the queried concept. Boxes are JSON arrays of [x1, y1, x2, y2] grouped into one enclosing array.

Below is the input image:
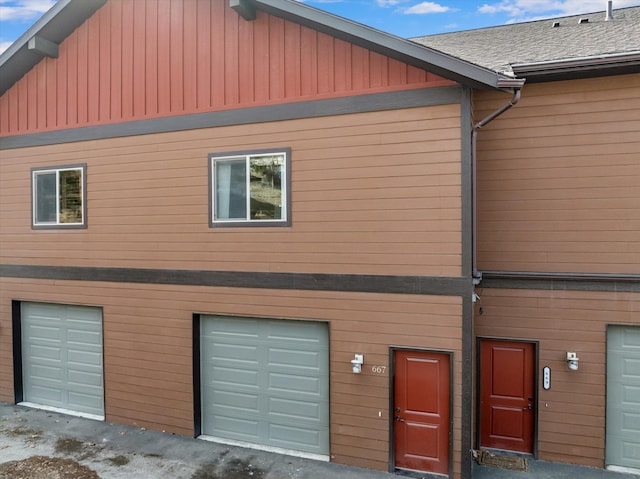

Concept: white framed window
[[32, 164, 86, 228], [209, 149, 290, 227]]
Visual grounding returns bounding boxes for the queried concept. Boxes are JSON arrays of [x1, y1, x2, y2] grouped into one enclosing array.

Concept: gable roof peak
[[0, 0, 523, 96]]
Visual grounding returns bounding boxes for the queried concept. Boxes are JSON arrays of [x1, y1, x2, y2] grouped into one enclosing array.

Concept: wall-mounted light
[[351, 354, 364, 373], [566, 352, 579, 371]]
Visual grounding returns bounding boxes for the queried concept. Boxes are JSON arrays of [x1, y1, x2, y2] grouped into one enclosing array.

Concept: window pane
[[249, 155, 284, 220], [215, 159, 247, 220], [35, 172, 57, 223], [59, 169, 83, 224]]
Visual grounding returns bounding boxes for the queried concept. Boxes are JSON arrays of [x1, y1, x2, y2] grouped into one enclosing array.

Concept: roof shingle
[[411, 6, 640, 76]]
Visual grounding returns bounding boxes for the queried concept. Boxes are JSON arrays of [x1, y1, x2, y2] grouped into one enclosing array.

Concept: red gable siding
[[0, 0, 453, 137]]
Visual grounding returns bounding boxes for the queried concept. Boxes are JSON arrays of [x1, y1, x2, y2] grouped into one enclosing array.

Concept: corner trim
[[461, 294, 473, 479]]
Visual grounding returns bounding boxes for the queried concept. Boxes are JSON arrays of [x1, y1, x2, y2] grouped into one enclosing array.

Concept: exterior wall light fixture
[[566, 352, 579, 371], [351, 354, 364, 373]]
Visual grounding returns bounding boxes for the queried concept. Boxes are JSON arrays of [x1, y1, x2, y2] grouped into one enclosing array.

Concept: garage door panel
[[27, 322, 62, 338], [210, 414, 260, 438], [204, 317, 261, 336], [208, 342, 260, 363], [623, 412, 640, 432], [209, 365, 260, 388], [68, 348, 102, 365], [212, 390, 260, 411], [269, 347, 322, 369], [269, 372, 322, 395], [68, 390, 104, 409], [268, 323, 322, 340], [201, 316, 329, 455], [31, 364, 63, 380], [21, 303, 104, 419], [31, 385, 63, 402], [624, 358, 640, 378], [68, 368, 103, 387], [67, 328, 101, 344], [27, 344, 62, 361], [269, 397, 321, 421], [608, 326, 640, 470], [269, 423, 325, 448]]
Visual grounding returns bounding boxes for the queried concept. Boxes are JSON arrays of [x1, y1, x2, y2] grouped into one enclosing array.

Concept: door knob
[[395, 415, 405, 422]]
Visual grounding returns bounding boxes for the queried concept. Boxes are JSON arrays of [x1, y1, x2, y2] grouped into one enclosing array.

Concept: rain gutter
[[512, 51, 640, 82]]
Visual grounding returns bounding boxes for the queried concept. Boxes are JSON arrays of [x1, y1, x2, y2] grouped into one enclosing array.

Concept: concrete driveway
[[0, 403, 396, 479], [2, 402, 639, 479]]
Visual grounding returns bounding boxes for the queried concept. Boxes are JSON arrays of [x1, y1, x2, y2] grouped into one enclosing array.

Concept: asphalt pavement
[[1, 402, 639, 479], [0, 402, 396, 479]]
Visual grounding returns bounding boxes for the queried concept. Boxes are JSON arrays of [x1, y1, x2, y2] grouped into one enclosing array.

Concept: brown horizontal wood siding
[[0, 105, 462, 277], [0, 277, 463, 474], [0, 0, 453, 137], [474, 288, 640, 468], [474, 73, 640, 274]]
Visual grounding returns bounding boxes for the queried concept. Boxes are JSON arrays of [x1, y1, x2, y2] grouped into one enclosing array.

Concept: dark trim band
[[0, 264, 472, 297], [0, 86, 461, 150], [480, 270, 640, 293]]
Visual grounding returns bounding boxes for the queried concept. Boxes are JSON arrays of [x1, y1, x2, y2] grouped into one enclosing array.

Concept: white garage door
[[21, 302, 104, 419], [200, 316, 329, 457], [607, 326, 640, 471]]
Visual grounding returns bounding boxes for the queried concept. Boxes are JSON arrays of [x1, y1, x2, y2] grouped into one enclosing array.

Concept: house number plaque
[[543, 366, 551, 390]]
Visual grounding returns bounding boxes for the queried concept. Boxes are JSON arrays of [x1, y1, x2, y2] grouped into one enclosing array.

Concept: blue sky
[[1, 0, 640, 55]]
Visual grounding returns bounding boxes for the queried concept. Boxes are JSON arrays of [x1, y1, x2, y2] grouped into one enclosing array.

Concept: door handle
[[523, 404, 533, 410], [395, 415, 405, 422]]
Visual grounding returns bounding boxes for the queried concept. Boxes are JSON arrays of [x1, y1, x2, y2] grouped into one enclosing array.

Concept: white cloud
[[478, 0, 640, 19], [0, 0, 56, 21], [376, 0, 407, 7], [402, 1, 450, 14], [0, 40, 13, 55], [478, 2, 524, 16]]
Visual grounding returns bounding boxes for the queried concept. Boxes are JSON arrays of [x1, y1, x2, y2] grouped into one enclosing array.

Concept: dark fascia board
[[0, 0, 107, 95], [512, 51, 640, 83], [250, 0, 523, 91]]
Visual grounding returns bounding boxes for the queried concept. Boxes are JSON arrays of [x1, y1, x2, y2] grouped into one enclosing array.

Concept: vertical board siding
[[0, 0, 454, 137], [475, 74, 640, 274], [0, 278, 463, 474], [0, 105, 462, 277], [474, 288, 640, 467]]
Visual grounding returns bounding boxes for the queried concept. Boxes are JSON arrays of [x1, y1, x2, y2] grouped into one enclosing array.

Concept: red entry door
[[394, 350, 450, 475], [480, 340, 535, 453]]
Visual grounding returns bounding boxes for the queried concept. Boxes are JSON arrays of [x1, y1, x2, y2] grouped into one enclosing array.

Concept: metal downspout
[[471, 88, 522, 283]]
